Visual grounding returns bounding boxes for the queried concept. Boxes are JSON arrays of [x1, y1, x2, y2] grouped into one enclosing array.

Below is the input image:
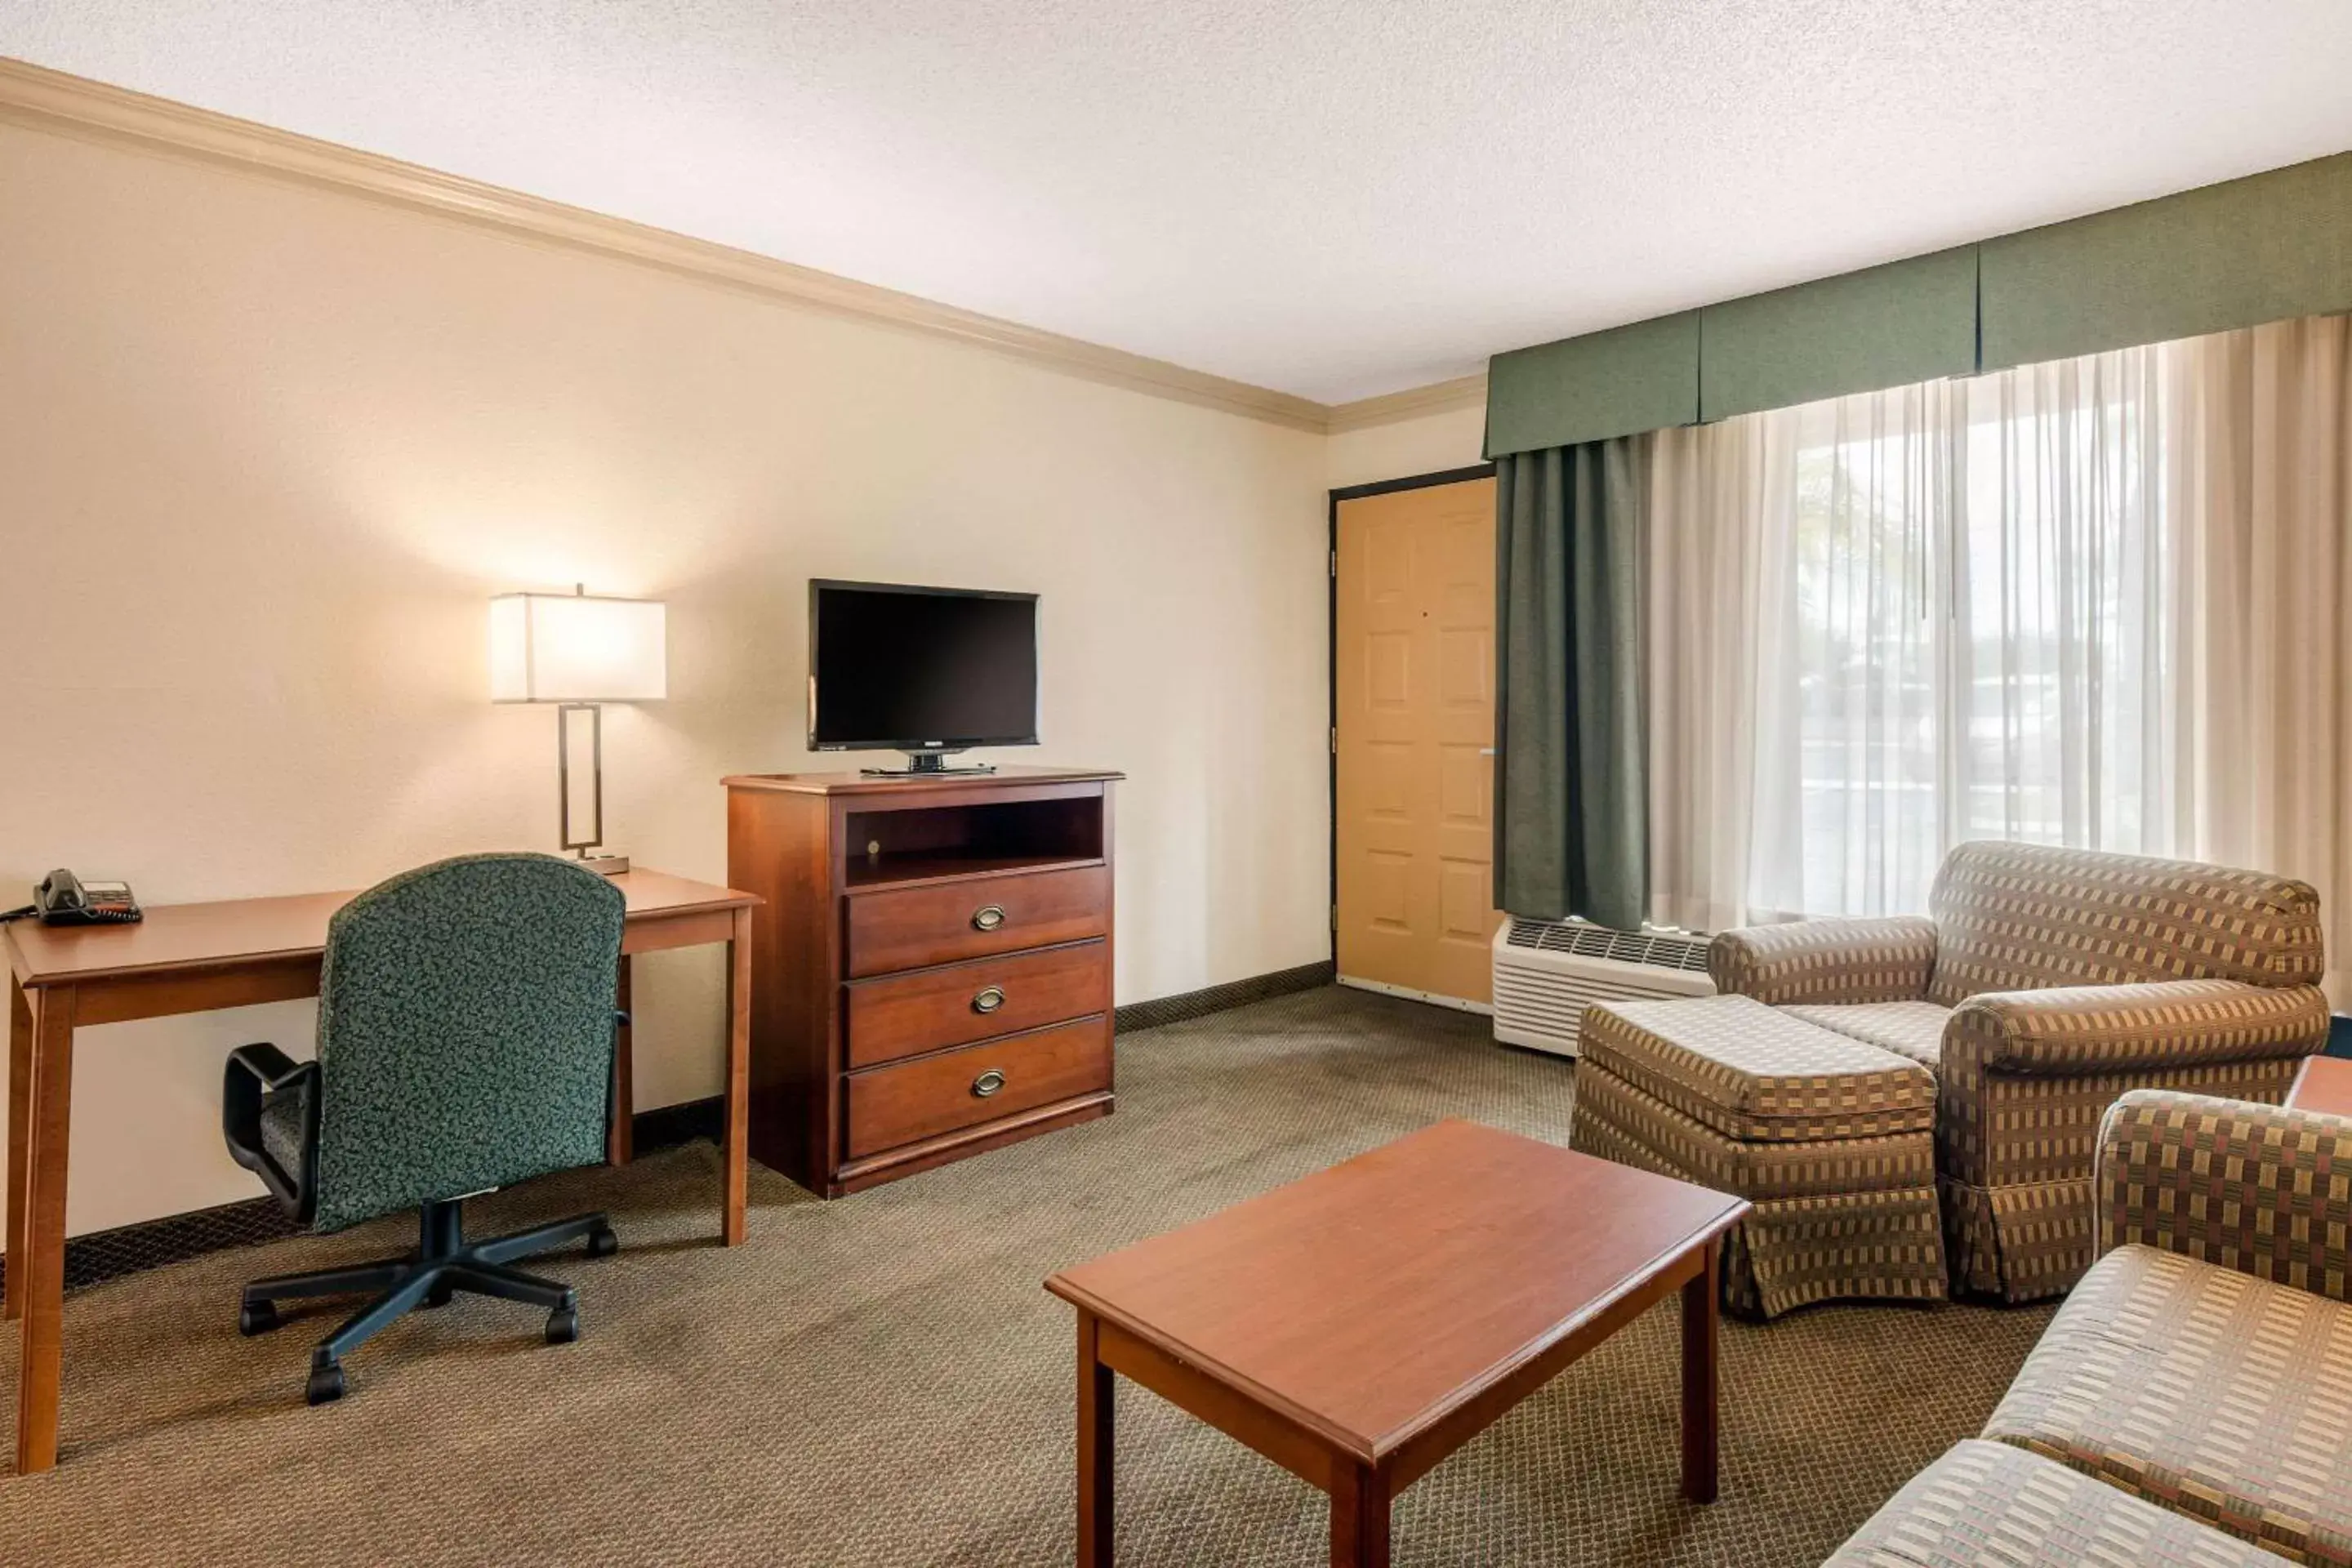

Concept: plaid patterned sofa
[[1825, 1089, 2352, 1566], [1711, 841, 2330, 1302]]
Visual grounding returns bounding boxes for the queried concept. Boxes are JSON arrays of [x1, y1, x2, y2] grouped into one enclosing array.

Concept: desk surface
[[3, 867, 757, 988]]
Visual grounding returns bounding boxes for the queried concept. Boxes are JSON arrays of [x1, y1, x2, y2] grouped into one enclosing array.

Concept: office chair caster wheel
[[546, 1305, 580, 1344], [425, 1281, 455, 1308], [306, 1361, 346, 1405], [238, 1300, 280, 1337], [586, 1223, 618, 1258]]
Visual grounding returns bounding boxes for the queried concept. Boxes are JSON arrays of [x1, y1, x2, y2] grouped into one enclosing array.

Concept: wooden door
[[1334, 476, 1502, 1004]]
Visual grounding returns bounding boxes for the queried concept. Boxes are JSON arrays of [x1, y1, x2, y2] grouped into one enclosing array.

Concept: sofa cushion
[[1786, 1001, 1952, 1071], [1580, 994, 1935, 1142], [1824, 1438, 2276, 1567], [1984, 1243, 2352, 1565], [1926, 840, 2324, 1005]]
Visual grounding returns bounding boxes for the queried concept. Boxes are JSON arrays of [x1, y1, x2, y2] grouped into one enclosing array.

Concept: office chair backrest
[[310, 853, 626, 1232]]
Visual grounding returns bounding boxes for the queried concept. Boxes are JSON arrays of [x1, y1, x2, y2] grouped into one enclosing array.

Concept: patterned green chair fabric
[[309, 853, 624, 1233], [1708, 841, 2330, 1302]]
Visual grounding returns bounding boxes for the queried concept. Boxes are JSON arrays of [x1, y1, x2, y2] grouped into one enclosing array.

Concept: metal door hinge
[[1330, 549, 1338, 578], [1330, 727, 1338, 755]]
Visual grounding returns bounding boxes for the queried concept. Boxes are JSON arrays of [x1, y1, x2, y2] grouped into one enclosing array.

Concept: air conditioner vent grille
[[1504, 918, 1711, 973]]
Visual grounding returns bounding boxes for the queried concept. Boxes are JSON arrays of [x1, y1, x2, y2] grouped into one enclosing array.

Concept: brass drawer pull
[[973, 986, 1006, 1015], [972, 904, 1007, 932], [972, 1068, 1007, 1098]]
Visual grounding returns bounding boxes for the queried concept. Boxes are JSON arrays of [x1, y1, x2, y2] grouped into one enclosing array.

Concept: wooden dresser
[[724, 766, 1120, 1196]]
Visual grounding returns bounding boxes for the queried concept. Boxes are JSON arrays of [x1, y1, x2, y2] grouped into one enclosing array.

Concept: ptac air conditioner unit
[[1490, 918, 1715, 1058]]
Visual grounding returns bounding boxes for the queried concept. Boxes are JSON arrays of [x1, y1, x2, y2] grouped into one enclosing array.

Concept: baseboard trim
[[1334, 973, 1495, 1015], [2, 1097, 733, 1298], [1113, 960, 1336, 1033], [8, 968, 1334, 1297]]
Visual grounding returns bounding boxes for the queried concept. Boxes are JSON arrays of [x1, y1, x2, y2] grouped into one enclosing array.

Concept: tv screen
[[808, 581, 1039, 752]]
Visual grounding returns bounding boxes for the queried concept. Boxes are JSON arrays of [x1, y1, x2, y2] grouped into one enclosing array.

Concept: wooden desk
[[2, 866, 759, 1474], [1045, 1120, 1748, 1566]]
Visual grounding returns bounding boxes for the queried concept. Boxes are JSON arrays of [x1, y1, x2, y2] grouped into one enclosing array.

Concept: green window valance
[[1980, 152, 2352, 371], [1486, 152, 2351, 452], [1699, 247, 1976, 422], [1485, 312, 1697, 458]]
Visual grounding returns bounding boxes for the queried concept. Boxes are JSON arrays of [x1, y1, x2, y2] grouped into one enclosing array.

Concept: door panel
[[1334, 477, 1502, 1004]]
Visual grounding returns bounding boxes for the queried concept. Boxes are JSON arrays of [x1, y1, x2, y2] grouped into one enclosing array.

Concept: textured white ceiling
[[5, 2, 2350, 403]]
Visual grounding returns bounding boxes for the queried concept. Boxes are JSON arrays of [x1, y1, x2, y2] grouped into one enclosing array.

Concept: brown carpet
[[0, 987, 2054, 1566]]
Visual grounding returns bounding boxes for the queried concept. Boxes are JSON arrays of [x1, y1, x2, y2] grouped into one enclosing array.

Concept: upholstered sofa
[[1711, 841, 2329, 1302], [1825, 1089, 2352, 1566]]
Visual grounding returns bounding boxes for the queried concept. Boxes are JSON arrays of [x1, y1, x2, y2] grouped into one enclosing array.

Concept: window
[[1778, 350, 2172, 917]]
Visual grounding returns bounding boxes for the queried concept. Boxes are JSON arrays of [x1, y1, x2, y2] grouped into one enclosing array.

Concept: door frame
[[1325, 463, 1499, 964]]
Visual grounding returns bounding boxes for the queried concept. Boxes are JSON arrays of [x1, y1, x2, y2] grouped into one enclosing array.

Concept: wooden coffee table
[[1044, 1118, 1750, 1566]]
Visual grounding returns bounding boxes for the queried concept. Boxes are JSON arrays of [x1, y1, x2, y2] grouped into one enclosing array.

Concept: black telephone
[[3, 870, 143, 926]]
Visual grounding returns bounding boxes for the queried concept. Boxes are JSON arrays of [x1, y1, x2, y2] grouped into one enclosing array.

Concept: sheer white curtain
[[1647, 416, 1795, 931], [1649, 343, 2182, 928], [2167, 314, 2352, 1002]]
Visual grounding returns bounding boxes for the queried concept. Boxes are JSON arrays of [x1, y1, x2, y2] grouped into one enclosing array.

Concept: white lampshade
[[490, 591, 667, 702]]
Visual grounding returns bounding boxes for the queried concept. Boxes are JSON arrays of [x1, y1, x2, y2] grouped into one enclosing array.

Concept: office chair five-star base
[[236, 1196, 616, 1405]]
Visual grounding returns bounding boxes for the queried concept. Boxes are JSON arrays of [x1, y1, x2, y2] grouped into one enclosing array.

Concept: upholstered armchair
[[1708, 841, 2330, 1302]]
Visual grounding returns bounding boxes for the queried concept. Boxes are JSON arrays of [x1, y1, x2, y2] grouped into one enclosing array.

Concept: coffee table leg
[[1078, 1309, 1114, 1566], [1682, 1236, 1722, 1503], [1330, 1463, 1392, 1568]]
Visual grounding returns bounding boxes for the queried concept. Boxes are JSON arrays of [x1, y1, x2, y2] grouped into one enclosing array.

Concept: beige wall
[[0, 121, 1334, 1236], [1325, 401, 1488, 490]]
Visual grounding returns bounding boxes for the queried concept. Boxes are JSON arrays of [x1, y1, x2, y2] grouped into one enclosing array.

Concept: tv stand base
[[859, 753, 998, 777]]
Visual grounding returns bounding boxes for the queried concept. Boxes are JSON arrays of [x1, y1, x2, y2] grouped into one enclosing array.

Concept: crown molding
[[0, 56, 1334, 434], [1325, 372, 1488, 433]]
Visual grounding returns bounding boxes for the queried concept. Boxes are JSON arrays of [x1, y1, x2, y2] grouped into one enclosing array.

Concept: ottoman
[[1570, 993, 1948, 1318]]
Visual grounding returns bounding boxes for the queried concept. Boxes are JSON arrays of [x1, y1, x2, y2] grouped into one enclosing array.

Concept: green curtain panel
[[1494, 439, 1648, 929]]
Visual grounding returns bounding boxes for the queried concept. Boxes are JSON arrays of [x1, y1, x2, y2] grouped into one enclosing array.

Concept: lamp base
[[577, 852, 630, 877]]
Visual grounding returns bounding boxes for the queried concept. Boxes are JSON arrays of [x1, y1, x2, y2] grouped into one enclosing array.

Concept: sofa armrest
[[1705, 916, 1937, 1006], [1945, 979, 2328, 1076], [2098, 1087, 2352, 1300]]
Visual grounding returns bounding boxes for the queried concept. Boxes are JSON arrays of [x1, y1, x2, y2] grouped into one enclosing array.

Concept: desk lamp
[[490, 585, 666, 875]]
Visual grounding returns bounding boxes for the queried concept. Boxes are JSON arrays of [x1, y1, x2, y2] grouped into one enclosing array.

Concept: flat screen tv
[[808, 579, 1039, 774]]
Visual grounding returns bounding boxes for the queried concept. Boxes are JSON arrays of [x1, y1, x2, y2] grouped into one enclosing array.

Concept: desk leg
[[15, 983, 74, 1473], [608, 958, 635, 1166], [7, 974, 32, 1321], [1330, 1462, 1392, 1568], [1682, 1236, 1722, 1504], [720, 906, 751, 1246], [1077, 1309, 1113, 1566]]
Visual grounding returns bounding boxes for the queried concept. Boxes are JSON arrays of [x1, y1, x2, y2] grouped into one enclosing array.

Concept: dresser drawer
[[846, 940, 1109, 1069], [844, 1016, 1111, 1160], [844, 865, 1110, 979]]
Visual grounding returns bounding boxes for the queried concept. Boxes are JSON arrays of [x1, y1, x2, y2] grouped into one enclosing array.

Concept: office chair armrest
[[224, 1042, 321, 1223], [228, 1041, 310, 1091]]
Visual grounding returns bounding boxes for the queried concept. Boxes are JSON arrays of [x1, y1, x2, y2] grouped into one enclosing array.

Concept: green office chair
[[221, 853, 626, 1405]]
